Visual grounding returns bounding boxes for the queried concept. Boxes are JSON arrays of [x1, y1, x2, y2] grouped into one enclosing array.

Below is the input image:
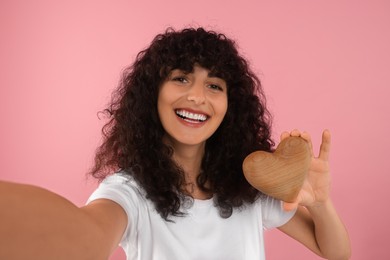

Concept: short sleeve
[[260, 195, 296, 230], [86, 173, 141, 243]]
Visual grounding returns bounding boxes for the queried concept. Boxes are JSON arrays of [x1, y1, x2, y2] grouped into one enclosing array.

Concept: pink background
[[1, 1, 389, 259]]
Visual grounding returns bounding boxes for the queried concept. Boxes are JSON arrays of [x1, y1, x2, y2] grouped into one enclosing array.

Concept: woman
[[0, 27, 350, 259]]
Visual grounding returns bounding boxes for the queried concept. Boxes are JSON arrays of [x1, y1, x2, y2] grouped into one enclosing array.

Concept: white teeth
[[176, 110, 207, 122]]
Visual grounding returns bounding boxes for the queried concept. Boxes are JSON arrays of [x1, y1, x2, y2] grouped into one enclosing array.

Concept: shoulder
[[87, 172, 146, 223], [94, 172, 145, 197]]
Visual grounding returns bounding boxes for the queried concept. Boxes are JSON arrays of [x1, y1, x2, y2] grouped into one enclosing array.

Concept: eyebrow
[[170, 68, 225, 81], [207, 73, 226, 83], [207, 69, 226, 80]]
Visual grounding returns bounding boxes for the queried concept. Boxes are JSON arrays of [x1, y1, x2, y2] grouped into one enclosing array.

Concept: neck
[[172, 143, 204, 183], [163, 136, 211, 199]]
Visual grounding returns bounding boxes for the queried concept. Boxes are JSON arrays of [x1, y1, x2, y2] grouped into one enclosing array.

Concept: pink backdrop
[[1, 1, 389, 259]]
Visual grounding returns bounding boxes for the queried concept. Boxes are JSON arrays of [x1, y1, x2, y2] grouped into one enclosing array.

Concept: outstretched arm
[[0, 181, 127, 259], [278, 130, 351, 260]]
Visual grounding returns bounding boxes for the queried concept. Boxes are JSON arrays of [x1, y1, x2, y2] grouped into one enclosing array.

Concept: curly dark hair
[[89, 27, 274, 220]]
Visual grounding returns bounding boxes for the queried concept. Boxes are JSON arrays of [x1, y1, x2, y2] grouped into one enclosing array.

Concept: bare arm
[[0, 181, 127, 260], [279, 200, 350, 259], [278, 130, 351, 260]]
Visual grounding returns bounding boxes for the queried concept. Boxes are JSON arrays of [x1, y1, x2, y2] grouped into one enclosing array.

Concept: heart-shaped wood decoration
[[242, 136, 311, 202]]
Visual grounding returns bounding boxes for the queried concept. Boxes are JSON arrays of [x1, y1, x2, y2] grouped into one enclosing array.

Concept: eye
[[172, 76, 188, 83], [208, 84, 224, 92]]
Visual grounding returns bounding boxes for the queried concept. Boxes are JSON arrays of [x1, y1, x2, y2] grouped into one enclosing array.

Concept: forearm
[[307, 199, 351, 260], [0, 181, 105, 260]]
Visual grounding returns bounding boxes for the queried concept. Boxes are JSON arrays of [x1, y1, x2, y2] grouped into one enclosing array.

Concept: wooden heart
[[242, 137, 311, 202]]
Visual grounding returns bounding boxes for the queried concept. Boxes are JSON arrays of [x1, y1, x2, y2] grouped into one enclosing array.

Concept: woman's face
[[157, 65, 228, 148]]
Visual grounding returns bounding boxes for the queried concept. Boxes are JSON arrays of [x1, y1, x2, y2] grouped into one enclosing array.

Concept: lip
[[174, 108, 209, 127]]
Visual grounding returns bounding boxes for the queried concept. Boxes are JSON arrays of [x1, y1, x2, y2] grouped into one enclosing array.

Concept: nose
[[187, 83, 206, 105]]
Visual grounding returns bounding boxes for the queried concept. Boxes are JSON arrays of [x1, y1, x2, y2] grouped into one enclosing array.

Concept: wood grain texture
[[242, 137, 311, 202]]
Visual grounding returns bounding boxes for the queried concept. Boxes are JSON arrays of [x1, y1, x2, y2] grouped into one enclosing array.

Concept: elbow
[[77, 214, 113, 260], [338, 249, 352, 260], [329, 238, 352, 260], [321, 247, 351, 260]]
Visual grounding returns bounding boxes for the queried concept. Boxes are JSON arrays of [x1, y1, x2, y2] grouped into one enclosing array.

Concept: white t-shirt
[[87, 173, 295, 260]]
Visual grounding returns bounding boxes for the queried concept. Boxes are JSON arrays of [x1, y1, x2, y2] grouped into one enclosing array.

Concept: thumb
[[282, 190, 304, 211], [283, 201, 299, 211]]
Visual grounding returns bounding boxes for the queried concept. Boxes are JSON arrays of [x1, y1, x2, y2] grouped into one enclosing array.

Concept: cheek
[[157, 89, 170, 111], [219, 97, 228, 118], [157, 90, 177, 126], [217, 98, 228, 124], [157, 97, 168, 126], [157, 97, 162, 118]]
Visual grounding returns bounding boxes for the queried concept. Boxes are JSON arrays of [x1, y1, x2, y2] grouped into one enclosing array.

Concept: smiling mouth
[[175, 109, 208, 122]]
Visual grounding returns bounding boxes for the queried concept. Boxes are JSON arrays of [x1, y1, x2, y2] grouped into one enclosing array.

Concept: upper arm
[[277, 206, 323, 257], [81, 199, 128, 257], [0, 181, 129, 260]]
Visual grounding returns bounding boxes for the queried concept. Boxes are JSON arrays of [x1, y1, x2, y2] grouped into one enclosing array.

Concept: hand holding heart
[[243, 129, 332, 211]]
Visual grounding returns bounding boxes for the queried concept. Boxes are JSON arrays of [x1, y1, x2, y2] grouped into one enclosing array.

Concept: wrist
[[306, 198, 333, 216]]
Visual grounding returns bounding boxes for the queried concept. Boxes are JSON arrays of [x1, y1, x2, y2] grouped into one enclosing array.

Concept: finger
[[319, 129, 331, 161], [301, 131, 314, 157], [280, 131, 290, 141], [290, 129, 301, 137]]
